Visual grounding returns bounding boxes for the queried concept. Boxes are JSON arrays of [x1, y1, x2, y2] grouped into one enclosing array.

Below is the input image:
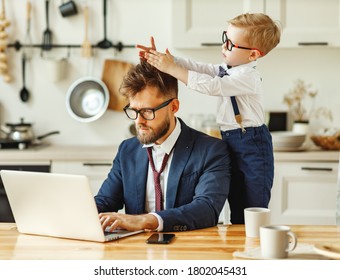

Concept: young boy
[[137, 13, 281, 224]]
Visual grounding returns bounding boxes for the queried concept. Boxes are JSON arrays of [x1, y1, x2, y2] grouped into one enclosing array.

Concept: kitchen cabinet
[[172, 0, 340, 48], [265, 0, 340, 47], [172, 0, 264, 48], [269, 160, 339, 225], [51, 161, 112, 196], [1, 147, 339, 225]]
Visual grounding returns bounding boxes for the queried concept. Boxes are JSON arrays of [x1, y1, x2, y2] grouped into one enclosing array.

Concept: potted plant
[[283, 79, 318, 133]]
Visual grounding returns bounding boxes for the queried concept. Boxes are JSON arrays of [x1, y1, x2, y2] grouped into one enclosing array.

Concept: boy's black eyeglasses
[[222, 31, 264, 56], [123, 98, 175, 120]]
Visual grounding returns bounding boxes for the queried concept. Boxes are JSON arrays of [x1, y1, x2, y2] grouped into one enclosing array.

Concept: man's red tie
[[146, 147, 170, 211]]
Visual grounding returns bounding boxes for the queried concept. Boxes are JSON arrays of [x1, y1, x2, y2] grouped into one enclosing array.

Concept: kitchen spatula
[[42, 0, 52, 51]]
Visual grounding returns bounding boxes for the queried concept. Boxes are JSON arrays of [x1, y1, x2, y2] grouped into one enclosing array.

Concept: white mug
[[260, 225, 297, 259], [244, 207, 271, 238]]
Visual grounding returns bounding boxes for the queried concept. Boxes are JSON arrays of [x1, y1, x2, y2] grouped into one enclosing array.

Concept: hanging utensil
[[81, 5, 91, 58], [24, 0, 33, 59], [59, 0, 78, 17], [42, 0, 52, 51], [19, 54, 29, 102], [97, 0, 113, 49]]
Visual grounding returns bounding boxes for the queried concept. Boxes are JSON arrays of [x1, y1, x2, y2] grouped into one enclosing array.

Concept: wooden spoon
[[24, 0, 33, 59], [81, 5, 91, 58]]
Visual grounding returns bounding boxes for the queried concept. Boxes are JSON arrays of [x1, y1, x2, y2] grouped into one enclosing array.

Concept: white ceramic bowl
[[271, 131, 306, 149]]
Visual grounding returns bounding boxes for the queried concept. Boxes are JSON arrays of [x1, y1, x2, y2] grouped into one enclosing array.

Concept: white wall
[[1, 0, 339, 146]]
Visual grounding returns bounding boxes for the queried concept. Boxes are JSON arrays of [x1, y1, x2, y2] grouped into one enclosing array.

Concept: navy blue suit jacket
[[95, 119, 231, 231]]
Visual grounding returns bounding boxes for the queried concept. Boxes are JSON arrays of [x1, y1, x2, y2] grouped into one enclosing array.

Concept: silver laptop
[[0, 170, 144, 242]]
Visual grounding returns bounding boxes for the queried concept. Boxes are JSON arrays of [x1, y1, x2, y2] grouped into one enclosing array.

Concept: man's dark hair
[[119, 60, 178, 99]]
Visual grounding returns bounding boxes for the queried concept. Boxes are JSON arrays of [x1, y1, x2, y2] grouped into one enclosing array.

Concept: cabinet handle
[[298, 42, 328, 46], [201, 43, 221, 47], [83, 163, 111, 166], [301, 167, 333, 171]]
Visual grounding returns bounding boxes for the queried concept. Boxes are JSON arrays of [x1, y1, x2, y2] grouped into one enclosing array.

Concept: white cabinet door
[[51, 161, 112, 196], [269, 161, 338, 225], [172, 0, 340, 48], [266, 0, 340, 47], [172, 0, 265, 48]]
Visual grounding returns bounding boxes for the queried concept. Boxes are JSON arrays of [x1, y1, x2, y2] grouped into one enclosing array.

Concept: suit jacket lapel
[[166, 120, 194, 209]]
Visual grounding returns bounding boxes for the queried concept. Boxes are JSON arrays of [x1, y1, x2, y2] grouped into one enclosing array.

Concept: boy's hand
[[137, 38, 188, 84], [145, 48, 175, 74], [136, 36, 157, 59]]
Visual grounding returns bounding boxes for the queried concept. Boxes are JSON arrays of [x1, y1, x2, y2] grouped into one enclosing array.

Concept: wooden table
[[1, 223, 340, 260]]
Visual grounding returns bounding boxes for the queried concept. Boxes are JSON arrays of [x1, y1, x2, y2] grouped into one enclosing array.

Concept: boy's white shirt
[[175, 57, 265, 131]]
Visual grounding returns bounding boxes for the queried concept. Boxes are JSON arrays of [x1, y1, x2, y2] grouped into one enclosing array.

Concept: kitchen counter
[[0, 145, 338, 163], [274, 149, 339, 162], [0, 145, 118, 163], [1, 223, 339, 260]]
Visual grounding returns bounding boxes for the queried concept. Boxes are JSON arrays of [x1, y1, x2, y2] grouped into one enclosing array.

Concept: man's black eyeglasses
[[222, 31, 264, 56], [123, 98, 175, 120]]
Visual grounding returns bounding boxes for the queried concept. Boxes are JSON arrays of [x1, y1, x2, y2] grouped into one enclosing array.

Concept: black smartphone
[[146, 233, 175, 244]]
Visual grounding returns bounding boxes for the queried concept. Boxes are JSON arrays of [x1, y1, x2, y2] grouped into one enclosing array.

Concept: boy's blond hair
[[228, 13, 281, 56]]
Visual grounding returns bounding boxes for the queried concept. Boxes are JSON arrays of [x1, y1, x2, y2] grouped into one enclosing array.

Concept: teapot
[[0, 118, 35, 142]]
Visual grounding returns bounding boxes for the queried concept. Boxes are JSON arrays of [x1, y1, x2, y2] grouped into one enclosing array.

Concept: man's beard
[[136, 115, 170, 144]]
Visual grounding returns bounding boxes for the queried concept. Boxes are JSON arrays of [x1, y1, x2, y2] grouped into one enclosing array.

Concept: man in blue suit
[[95, 61, 231, 232]]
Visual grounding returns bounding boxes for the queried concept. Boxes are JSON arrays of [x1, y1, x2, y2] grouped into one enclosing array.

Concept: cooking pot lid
[[6, 118, 32, 127]]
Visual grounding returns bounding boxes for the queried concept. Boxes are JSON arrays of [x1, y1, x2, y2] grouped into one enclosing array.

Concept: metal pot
[[0, 118, 59, 143], [0, 118, 34, 141], [66, 77, 109, 122]]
